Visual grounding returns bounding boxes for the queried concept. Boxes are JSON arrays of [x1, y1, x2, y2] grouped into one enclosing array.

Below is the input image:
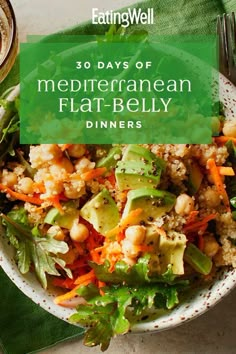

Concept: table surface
[[3, 1, 236, 353]]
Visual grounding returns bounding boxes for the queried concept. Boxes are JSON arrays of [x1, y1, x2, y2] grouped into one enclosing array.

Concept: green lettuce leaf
[[0, 91, 20, 163], [70, 281, 181, 351], [1, 207, 72, 288], [89, 254, 186, 285]]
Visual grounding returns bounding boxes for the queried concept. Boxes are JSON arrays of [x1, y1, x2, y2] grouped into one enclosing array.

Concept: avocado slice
[[145, 224, 162, 248], [44, 203, 79, 229], [122, 145, 165, 169], [115, 160, 163, 191], [44, 208, 60, 225], [145, 226, 186, 275], [122, 188, 176, 222], [187, 161, 203, 195], [80, 189, 119, 236], [158, 231, 186, 275], [122, 145, 166, 173], [96, 146, 122, 169]]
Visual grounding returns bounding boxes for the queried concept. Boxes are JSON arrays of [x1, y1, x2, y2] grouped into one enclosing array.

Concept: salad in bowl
[[0, 80, 236, 351]]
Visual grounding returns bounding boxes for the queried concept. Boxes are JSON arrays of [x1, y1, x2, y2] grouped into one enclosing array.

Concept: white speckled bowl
[[0, 75, 236, 333]]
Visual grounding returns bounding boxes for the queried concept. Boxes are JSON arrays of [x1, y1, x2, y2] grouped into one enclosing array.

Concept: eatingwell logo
[[92, 8, 154, 28]]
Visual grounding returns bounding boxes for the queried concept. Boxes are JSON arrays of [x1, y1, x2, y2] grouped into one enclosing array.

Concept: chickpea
[[222, 120, 236, 137], [47, 225, 65, 241], [203, 188, 220, 208], [125, 225, 146, 245], [64, 181, 85, 199], [1, 170, 18, 188], [122, 239, 139, 258], [213, 247, 224, 267], [60, 157, 74, 173], [68, 144, 86, 158], [70, 221, 89, 242], [17, 177, 34, 195], [50, 158, 74, 178], [203, 234, 220, 257], [175, 193, 194, 216]]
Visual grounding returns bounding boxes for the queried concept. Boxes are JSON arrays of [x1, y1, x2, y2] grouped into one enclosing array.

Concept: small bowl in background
[[0, 0, 18, 82]]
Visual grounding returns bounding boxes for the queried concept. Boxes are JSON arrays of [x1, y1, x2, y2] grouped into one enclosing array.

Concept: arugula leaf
[[70, 282, 181, 351], [226, 175, 236, 203], [16, 241, 31, 274], [0, 90, 20, 163], [89, 254, 185, 285], [0, 114, 19, 143], [226, 139, 236, 165], [1, 207, 72, 289], [70, 257, 186, 350], [16, 149, 36, 178]]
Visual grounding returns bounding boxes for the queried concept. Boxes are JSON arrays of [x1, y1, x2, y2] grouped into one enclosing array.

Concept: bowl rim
[[0, 74, 236, 333], [0, 0, 17, 65]]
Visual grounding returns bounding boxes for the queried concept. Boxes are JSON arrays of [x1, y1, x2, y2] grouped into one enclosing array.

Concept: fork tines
[[217, 12, 236, 85]]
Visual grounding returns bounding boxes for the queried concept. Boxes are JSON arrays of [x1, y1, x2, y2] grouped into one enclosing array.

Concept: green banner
[[20, 35, 217, 144]]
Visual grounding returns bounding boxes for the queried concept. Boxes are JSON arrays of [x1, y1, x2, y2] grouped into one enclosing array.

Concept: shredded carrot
[[90, 249, 102, 263], [95, 241, 123, 272], [198, 233, 204, 251], [53, 277, 75, 290], [46, 195, 64, 214], [60, 144, 72, 151], [74, 269, 95, 285], [54, 286, 80, 305], [72, 241, 84, 255], [135, 244, 153, 253], [116, 230, 125, 242], [107, 172, 116, 187], [206, 158, 230, 211], [218, 166, 235, 176], [107, 256, 119, 272], [106, 208, 143, 238], [155, 227, 167, 237], [98, 280, 106, 296], [186, 210, 199, 224], [54, 271, 96, 306], [214, 136, 236, 145], [81, 167, 107, 181], [66, 258, 87, 270], [184, 213, 217, 233], [0, 183, 42, 205], [184, 213, 216, 247], [57, 192, 69, 201], [33, 182, 46, 193], [98, 280, 106, 288], [82, 219, 104, 255]]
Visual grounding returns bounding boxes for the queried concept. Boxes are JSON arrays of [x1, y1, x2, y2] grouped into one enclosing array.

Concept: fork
[[217, 12, 236, 85]]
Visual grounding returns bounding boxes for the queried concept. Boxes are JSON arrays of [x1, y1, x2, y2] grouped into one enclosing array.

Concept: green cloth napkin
[[0, 0, 235, 353], [0, 268, 84, 354]]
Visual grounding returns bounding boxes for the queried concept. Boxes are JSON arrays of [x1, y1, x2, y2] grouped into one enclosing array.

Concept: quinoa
[[0, 140, 235, 275], [216, 213, 236, 267]]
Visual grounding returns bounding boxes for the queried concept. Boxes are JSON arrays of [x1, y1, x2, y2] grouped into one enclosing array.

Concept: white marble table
[[3, 1, 236, 353]]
